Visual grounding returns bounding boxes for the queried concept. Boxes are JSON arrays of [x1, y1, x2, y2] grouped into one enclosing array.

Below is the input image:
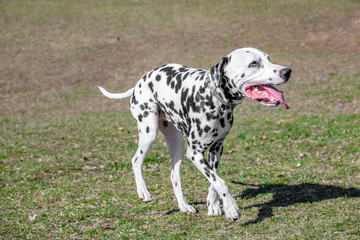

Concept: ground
[[1, 0, 360, 238]]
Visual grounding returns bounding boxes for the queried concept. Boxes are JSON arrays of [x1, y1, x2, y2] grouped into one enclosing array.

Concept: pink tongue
[[260, 85, 289, 109]]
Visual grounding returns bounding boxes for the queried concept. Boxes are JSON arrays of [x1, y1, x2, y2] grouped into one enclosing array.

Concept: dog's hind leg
[[159, 120, 196, 214], [131, 109, 159, 202]]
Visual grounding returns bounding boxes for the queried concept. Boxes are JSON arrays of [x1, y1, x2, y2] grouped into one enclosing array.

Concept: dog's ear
[[209, 56, 229, 85]]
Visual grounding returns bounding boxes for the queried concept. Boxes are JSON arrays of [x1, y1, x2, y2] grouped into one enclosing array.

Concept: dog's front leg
[[186, 148, 241, 221], [206, 142, 224, 216]]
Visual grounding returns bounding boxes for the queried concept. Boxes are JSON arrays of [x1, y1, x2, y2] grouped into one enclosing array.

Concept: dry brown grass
[[1, 0, 359, 117]]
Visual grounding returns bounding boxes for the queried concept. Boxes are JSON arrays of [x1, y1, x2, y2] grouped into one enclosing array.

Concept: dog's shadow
[[233, 181, 360, 225]]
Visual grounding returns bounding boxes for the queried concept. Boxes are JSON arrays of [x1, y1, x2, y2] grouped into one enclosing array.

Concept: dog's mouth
[[245, 85, 289, 109]]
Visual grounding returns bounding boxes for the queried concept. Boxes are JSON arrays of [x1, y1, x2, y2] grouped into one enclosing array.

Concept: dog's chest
[[197, 107, 234, 144]]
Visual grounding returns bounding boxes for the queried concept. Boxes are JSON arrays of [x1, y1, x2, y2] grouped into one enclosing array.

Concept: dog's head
[[210, 47, 291, 109]]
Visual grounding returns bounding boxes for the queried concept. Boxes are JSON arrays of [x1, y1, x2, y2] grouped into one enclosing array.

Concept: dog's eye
[[248, 61, 260, 68]]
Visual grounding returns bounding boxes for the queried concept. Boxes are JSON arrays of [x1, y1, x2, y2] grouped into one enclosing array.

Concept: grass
[[1, 0, 360, 238], [1, 106, 359, 238]]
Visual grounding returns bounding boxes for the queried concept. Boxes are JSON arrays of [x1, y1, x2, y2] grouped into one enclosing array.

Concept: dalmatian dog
[[98, 47, 291, 220]]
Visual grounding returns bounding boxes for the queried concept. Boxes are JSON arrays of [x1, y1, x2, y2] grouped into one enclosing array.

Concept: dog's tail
[[98, 86, 134, 100]]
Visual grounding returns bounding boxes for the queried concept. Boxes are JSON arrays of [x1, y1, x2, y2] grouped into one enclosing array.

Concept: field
[[1, 0, 360, 238]]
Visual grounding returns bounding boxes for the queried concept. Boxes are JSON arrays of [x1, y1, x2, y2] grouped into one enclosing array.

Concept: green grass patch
[[1, 108, 359, 238]]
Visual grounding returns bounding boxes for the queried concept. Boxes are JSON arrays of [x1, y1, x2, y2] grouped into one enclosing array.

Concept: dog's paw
[[223, 197, 241, 221], [137, 186, 151, 202], [207, 201, 222, 216], [179, 204, 196, 214], [224, 205, 241, 221]]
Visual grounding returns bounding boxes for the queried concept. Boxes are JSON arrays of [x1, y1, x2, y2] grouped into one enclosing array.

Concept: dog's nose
[[280, 68, 292, 81]]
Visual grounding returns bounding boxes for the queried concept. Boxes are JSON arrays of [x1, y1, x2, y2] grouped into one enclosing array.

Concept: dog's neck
[[205, 73, 244, 108]]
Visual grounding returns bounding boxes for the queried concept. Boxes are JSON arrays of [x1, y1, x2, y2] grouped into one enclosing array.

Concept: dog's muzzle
[[280, 68, 292, 82]]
